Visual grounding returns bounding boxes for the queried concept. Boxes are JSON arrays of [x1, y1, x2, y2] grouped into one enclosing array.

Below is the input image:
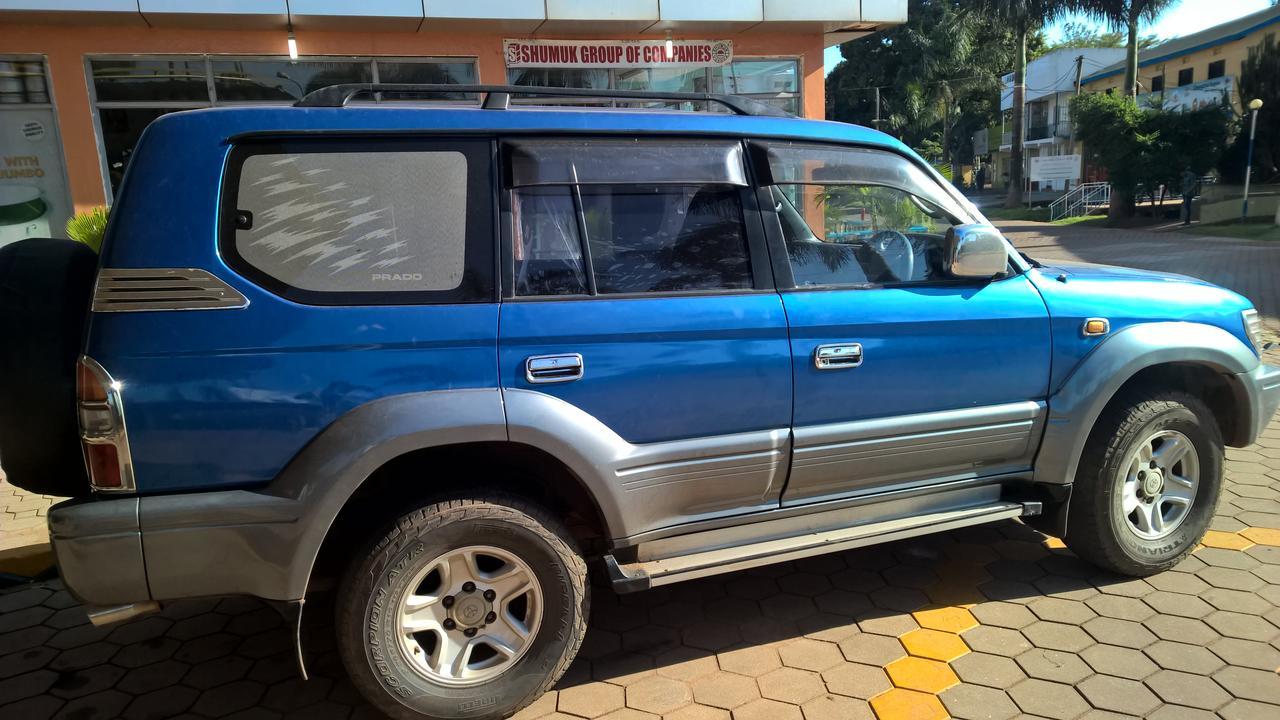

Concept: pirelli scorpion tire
[[1065, 390, 1222, 576], [336, 497, 589, 720]]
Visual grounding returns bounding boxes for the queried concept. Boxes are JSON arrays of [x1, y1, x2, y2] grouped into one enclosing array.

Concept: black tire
[[1065, 390, 1222, 576], [336, 496, 588, 720], [0, 239, 98, 497]]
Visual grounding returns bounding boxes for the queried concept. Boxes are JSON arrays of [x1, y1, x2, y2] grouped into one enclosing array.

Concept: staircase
[[1049, 182, 1110, 221]]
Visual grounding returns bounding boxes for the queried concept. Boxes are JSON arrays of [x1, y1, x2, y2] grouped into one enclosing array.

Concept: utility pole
[[1069, 54, 1084, 191], [873, 86, 881, 128]]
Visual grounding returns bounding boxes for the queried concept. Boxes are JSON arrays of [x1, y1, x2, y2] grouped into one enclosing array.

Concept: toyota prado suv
[[1, 85, 1277, 720]]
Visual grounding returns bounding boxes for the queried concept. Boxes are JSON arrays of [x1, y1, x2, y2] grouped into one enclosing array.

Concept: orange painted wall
[[4, 23, 827, 213]]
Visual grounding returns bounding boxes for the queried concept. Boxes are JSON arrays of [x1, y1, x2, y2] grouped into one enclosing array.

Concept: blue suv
[[1, 85, 1277, 720]]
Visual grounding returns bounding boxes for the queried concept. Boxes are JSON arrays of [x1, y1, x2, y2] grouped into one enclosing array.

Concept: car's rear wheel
[[1065, 390, 1222, 576], [336, 496, 588, 720]]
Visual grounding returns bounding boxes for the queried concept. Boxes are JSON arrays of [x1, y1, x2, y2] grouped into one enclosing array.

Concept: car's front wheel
[[1065, 390, 1223, 576], [336, 496, 588, 720]]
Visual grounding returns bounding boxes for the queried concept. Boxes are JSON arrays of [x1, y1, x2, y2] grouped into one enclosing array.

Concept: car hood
[[1034, 260, 1218, 289]]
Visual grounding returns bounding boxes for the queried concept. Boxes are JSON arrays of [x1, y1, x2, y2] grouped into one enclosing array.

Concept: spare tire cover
[[0, 239, 98, 497]]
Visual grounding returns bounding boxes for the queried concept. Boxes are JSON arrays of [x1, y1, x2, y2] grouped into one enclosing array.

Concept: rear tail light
[[77, 356, 135, 493]]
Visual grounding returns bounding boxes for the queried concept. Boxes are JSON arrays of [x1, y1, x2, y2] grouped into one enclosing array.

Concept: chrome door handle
[[526, 353, 584, 384], [814, 343, 863, 370]]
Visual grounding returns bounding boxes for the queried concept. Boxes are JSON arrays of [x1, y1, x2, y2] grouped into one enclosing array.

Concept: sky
[[822, 0, 1275, 75]]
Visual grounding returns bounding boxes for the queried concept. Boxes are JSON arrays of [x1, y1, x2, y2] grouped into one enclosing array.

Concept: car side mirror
[[945, 224, 1009, 279]]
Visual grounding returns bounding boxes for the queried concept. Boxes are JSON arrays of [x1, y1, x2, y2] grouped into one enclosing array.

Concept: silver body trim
[[93, 268, 249, 312]]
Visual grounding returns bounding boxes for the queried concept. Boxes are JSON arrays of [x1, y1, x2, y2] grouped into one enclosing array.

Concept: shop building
[[0, 1, 906, 243]]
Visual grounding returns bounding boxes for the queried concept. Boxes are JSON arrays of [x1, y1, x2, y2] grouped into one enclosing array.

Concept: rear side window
[[506, 139, 754, 297], [223, 139, 494, 304]]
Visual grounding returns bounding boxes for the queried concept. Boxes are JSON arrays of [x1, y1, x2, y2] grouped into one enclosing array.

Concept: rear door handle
[[814, 343, 863, 370], [526, 353, 584, 384]]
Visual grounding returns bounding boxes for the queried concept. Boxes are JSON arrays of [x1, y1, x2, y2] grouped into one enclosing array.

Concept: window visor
[[506, 139, 747, 187]]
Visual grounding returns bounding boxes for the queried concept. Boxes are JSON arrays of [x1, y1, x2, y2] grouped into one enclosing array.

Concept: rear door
[[497, 138, 793, 537], [751, 142, 1052, 504]]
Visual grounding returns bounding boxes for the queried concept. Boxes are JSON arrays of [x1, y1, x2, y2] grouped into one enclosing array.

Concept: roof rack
[[293, 83, 791, 117]]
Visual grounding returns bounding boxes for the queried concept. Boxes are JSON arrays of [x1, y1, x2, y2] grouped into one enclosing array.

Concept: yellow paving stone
[[898, 628, 970, 662], [1199, 530, 1254, 550], [884, 656, 961, 694], [912, 606, 979, 634], [1240, 527, 1280, 546], [869, 687, 949, 720], [1042, 536, 1067, 549]]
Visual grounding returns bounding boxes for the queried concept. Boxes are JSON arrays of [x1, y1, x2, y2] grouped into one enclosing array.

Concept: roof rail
[[293, 83, 791, 117]]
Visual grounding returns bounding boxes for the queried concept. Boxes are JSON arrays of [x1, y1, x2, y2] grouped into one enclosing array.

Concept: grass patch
[[1183, 220, 1280, 241], [981, 206, 1106, 226]]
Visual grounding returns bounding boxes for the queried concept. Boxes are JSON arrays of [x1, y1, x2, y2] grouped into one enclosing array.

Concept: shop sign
[[1140, 76, 1234, 113], [504, 39, 733, 69], [1029, 154, 1081, 182], [1, 109, 71, 245]]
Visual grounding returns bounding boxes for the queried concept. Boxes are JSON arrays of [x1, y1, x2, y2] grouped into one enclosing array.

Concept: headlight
[[1242, 309, 1270, 354]]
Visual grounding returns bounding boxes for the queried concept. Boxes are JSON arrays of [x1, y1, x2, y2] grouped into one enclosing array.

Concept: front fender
[[1033, 321, 1257, 487]]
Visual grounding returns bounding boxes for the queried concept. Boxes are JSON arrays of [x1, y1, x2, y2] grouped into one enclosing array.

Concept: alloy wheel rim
[[1119, 429, 1199, 541], [396, 545, 542, 686]]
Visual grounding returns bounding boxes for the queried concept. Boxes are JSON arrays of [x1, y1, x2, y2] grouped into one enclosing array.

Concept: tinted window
[[1178, 68, 1194, 86], [1207, 60, 1225, 79], [229, 141, 493, 302], [211, 60, 371, 102], [583, 185, 751, 294], [512, 185, 752, 295]]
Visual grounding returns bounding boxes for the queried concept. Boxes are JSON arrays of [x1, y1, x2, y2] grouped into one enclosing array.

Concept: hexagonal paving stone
[[1028, 597, 1097, 624], [1081, 616, 1157, 648], [1213, 666, 1280, 705], [1143, 639, 1227, 675], [1143, 590, 1216, 619], [1209, 636, 1280, 671], [1085, 594, 1157, 622], [1021, 620, 1095, 652], [884, 656, 959, 694], [898, 628, 969, 662], [682, 621, 741, 652], [654, 647, 718, 682], [731, 698, 803, 720], [715, 645, 780, 678], [1080, 643, 1158, 680], [1145, 669, 1233, 710], [663, 705, 730, 720], [1014, 648, 1093, 684], [910, 606, 978, 634], [940, 682, 1021, 720], [1007, 678, 1090, 720], [960, 626, 1032, 657], [950, 651, 1027, 689], [756, 666, 825, 704], [758, 594, 816, 623], [1205, 610, 1280, 640], [592, 651, 656, 686], [821, 662, 891, 699], [855, 611, 919, 638], [1077, 674, 1161, 716], [837, 633, 906, 665], [970, 601, 1037, 629], [776, 638, 843, 672], [869, 688, 948, 720], [799, 694, 875, 720], [559, 682, 626, 718], [689, 671, 760, 710], [190, 679, 266, 717], [1145, 615, 1220, 645], [623, 676, 692, 715]]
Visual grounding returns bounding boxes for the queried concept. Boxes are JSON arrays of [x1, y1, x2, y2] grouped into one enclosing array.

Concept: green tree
[[1077, 0, 1176, 97], [1045, 21, 1158, 51], [1071, 92, 1154, 221], [967, 0, 1081, 207], [1226, 38, 1279, 183]]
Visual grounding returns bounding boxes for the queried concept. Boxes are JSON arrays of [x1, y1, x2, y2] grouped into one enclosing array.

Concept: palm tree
[[969, 0, 1080, 207], [1078, 0, 1176, 97]]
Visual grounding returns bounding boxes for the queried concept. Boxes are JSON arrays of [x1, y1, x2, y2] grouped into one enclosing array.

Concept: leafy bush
[[65, 206, 109, 253]]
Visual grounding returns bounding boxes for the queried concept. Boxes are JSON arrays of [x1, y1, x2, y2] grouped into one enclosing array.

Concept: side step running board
[[605, 501, 1037, 593]]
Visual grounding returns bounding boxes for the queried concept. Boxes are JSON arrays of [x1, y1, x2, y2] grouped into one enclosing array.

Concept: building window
[[87, 55, 478, 198], [1207, 60, 1225, 79], [507, 58, 801, 115], [1150, 75, 1164, 93], [1178, 68, 1194, 86]]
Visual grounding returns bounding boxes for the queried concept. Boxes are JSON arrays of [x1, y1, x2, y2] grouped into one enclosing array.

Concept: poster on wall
[[1141, 76, 1235, 113], [504, 38, 734, 69], [0, 108, 70, 245]]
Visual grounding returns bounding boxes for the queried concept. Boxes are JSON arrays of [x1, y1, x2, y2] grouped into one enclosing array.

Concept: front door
[[497, 138, 793, 537], [752, 141, 1052, 504]]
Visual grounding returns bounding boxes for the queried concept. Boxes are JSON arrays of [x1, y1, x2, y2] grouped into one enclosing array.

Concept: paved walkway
[[1, 224, 1278, 719]]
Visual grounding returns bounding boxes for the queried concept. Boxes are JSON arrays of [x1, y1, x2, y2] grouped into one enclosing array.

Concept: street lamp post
[[1242, 98, 1264, 223]]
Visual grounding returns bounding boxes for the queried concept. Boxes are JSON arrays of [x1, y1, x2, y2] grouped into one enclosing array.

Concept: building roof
[[1083, 5, 1280, 84], [1000, 47, 1126, 109]]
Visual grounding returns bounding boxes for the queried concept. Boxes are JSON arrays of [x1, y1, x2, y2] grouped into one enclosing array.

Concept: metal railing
[[1048, 182, 1111, 221]]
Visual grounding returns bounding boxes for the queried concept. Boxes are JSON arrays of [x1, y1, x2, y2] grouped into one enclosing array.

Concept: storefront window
[[88, 55, 478, 197], [0, 57, 72, 243], [507, 58, 800, 114]]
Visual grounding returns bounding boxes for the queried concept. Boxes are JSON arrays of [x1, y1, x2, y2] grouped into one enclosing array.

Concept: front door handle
[[526, 353, 584, 384], [814, 343, 863, 370]]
